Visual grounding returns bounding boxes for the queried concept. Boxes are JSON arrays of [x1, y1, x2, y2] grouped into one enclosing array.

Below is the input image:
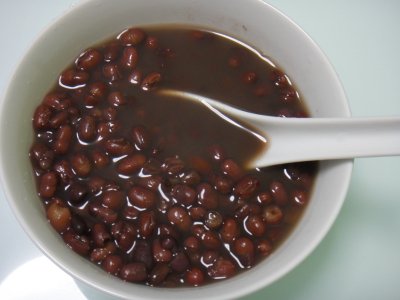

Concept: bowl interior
[[0, 0, 352, 299]]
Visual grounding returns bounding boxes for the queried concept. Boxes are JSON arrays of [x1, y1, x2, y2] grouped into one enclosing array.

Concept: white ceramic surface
[[0, 0, 353, 299]]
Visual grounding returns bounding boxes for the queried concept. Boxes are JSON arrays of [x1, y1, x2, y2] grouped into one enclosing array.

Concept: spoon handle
[[251, 116, 400, 167]]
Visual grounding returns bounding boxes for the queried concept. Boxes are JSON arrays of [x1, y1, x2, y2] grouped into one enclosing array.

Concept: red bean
[[92, 223, 111, 247], [131, 125, 151, 150], [119, 28, 146, 46], [120, 47, 138, 69], [91, 150, 110, 168], [53, 125, 73, 154], [116, 154, 146, 176], [256, 191, 273, 204], [104, 138, 133, 156], [128, 186, 156, 209], [152, 239, 172, 263], [180, 170, 201, 186], [132, 240, 153, 269], [103, 42, 122, 62], [257, 240, 272, 257], [244, 215, 266, 237], [208, 258, 236, 279], [30, 142, 54, 170], [63, 230, 91, 256], [53, 160, 74, 184], [161, 156, 185, 175], [204, 211, 223, 229], [189, 155, 212, 175], [292, 189, 308, 206], [145, 36, 159, 50], [141, 72, 161, 91], [70, 152, 92, 177], [39, 171, 58, 198], [121, 205, 140, 221], [201, 231, 221, 249], [186, 267, 205, 286], [188, 206, 206, 221], [102, 190, 125, 210], [68, 182, 88, 204], [87, 81, 107, 103], [197, 183, 218, 209], [171, 184, 196, 206], [262, 205, 283, 224], [220, 218, 239, 243], [78, 115, 97, 142], [233, 175, 260, 199], [138, 211, 156, 238], [242, 71, 258, 84], [60, 69, 89, 87], [103, 63, 121, 82], [107, 91, 127, 106], [213, 175, 233, 194], [43, 92, 67, 110], [221, 159, 243, 181], [234, 237, 255, 267], [111, 221, 136, 252], [149, 263, 170, 285], [33, 105, 52, 129], [76, 48, 102, 71], [46, 198, 71, 232], [170, 252, 189, 273], [201, 250, 218, 266], [89, 203, 118, 224], [167, 206, 191, 231], [119, 262, 148, 282], [270, 181, 288, 205], [128, 70, 143, 85], [49, 111, 69, 128], [102, 255, 123, 275]]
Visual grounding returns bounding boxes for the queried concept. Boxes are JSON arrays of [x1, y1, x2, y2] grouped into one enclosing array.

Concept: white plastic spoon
[[159, 89, 400, 169]]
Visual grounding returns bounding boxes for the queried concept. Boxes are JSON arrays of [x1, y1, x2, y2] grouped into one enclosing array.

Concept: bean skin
[[208, 258, 236, 279], [92, 223, 111, 247]]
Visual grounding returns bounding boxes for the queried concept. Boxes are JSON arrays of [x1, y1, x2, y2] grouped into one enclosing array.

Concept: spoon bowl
[[159, 89, 400, 168]]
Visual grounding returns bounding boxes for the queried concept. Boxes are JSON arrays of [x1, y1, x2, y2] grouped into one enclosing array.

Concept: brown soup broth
[[30, 26, 318, 287]]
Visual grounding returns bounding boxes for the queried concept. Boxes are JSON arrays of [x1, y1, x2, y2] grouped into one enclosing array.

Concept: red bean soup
[[29, 26, 318, 287]]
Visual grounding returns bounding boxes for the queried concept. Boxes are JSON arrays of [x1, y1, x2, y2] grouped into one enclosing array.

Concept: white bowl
[[0, 0, 352, 299]]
